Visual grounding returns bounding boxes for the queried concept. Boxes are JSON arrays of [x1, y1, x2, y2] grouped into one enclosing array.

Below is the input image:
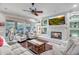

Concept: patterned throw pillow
[[0, 37, 3, 47]]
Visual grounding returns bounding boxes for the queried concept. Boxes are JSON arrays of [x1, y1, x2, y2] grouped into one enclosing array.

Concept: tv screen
[[49, 15, 65, 25]]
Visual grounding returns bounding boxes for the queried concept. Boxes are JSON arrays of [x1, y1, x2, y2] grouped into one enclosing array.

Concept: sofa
[[38, 36, 79, 55], [15, 34, 27, 42], [0, 43, 33, 55]]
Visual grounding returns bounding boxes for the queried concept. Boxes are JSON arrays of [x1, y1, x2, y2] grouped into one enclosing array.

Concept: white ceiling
[[0, 3, 79, 22]]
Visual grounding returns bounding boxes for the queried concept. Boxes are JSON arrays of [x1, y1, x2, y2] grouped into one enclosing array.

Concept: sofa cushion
[[66, 43, 76, 55], [0, 45, 14, 55], [70, 45, 79, 55], [12, 46, 28, 54], [12, 47, 27, 55], [65, 40, 74, 53], [10, 43, 22, 50]]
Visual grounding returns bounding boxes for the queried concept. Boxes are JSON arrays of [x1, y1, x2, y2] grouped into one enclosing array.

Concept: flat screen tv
[[49, 15, 65, 25]]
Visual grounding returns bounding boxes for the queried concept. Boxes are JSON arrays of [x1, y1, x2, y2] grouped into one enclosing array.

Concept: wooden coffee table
[[27, 39, 45, 54]]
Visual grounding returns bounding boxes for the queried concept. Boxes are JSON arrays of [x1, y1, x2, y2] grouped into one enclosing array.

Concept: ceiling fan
[[23, 3, 43, 16]]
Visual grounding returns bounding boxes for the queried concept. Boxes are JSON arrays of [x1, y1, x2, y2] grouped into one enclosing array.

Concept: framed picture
[[49, 15, 65, 25]]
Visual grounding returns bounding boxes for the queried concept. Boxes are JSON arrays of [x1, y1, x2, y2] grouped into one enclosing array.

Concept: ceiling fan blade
[[34, 13, 38, 16], [23, 9, 31, 12], [32, 12, 38, 16], [35, 11, 43, 13]]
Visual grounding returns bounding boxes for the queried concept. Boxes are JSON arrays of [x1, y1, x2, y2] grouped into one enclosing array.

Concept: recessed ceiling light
[[4, 8, 8, 10], [73, 4, 77, 8], [30, 19, 36, 22]]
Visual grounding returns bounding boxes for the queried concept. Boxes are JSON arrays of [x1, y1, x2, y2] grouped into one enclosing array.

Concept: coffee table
[[27, 39, 45, 54]]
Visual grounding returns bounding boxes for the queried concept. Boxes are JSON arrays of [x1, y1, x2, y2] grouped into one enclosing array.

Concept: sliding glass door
[[5, 20, 16, 42], [5, 20, 31, 44]]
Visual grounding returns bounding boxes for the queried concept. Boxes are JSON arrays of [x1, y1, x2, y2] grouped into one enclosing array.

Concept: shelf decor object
[[69, 13, 79, 37], [41, 17, 48, 26], [41, 27, 47, 34]]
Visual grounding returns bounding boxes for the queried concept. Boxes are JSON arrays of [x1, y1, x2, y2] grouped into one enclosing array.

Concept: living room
[[0, 3, 79, 55]]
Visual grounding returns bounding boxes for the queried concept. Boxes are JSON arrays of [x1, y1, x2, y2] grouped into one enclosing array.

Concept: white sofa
[[0, 45, 14, 55], [38, 36, 79, 55], [68, 39, 79, 55], [0, 43, 33, 55], [15, 34, 27, 42], [28, 32, 37, 39]]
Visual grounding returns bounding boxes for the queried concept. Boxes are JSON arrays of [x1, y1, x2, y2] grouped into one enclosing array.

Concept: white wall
[[41, 15, 69, 37], [38, 13, 70, 45], [49, 25, 69, 40]]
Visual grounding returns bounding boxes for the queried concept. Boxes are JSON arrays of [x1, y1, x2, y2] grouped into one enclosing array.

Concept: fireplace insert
[[51, 32, 62, 39]]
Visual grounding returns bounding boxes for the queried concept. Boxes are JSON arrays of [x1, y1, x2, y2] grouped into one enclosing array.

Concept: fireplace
[[51, 32, 62, 39]]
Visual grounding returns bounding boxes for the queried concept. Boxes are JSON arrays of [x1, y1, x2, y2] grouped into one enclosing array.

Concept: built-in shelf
[[69, 28, 79, 30], [69, 13, 79, 37]]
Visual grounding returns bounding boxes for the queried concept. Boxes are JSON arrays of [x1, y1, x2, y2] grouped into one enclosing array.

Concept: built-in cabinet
[[69, 12, 79, 38]]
